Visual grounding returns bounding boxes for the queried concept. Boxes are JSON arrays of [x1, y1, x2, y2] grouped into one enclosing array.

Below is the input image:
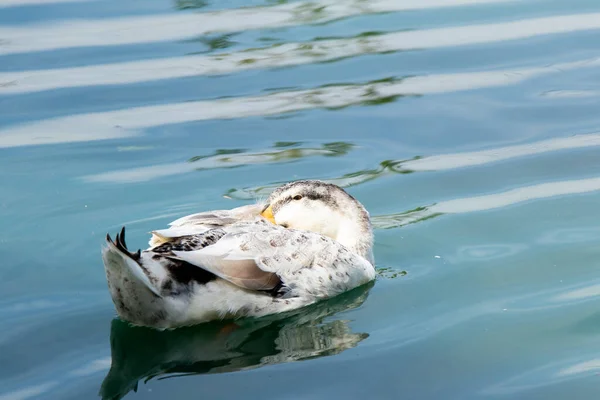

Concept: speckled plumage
[[102, 180, 375, 328]]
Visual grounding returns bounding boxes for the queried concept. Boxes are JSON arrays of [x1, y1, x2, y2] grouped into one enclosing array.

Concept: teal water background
[[2, 0, 600, 399]]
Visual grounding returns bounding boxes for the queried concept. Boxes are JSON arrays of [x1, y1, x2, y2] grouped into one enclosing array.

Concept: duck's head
[[260, 180, 373, 264]]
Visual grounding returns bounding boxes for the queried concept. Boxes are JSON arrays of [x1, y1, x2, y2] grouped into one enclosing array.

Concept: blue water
[[2, 0, 600, 399]]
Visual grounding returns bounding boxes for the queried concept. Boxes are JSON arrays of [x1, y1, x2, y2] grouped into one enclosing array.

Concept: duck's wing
[[171, 222, 375, 297], [149, 204, 264, 247]]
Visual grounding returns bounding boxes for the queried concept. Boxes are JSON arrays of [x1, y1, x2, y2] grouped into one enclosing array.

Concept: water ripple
[[373, 176, 600, 228], [449, 243, 528, 262], [2, 0, 600, 397], [82, 142, 353, 183], [226, 131, 600, 201], [537, 227, 600, 245], [3, 57, 600, 148], [482, 354, 600, 396], [0, 382, 59, 400], [0, 0, 91, 7], [0, 0, 517, 55], [4, 13, 600, 93]]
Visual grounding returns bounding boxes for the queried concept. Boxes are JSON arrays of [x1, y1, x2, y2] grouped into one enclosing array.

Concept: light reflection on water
[[4, 12, 600, 94], [4, 56, 600, 149], [2, 0, 600, 399], [0, 0, 517, 55], [83, 142, 354, 183]]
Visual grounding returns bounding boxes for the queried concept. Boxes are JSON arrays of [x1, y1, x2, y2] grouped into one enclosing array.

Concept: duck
[[102, 180, 375, 328]]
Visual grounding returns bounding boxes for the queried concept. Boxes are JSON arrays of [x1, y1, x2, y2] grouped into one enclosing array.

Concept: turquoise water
[[2, 0, 600, 398]]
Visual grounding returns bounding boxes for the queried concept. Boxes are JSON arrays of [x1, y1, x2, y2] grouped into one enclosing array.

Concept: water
[[2, 0, 600, 398]]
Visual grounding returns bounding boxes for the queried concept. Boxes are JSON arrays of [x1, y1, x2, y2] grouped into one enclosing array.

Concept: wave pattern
[[3, 56, 600, 148], [4, 12, 600, 94], [2, 0, 600, 399], [0, 0, 517, 55]]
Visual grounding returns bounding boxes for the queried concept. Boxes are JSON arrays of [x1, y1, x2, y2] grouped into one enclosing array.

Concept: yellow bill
[[260, 205, 276, 224]]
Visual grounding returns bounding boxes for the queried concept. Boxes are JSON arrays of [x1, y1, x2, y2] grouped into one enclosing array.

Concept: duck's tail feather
[[103, 227, 162, 298], [112, 227, 142, 261]]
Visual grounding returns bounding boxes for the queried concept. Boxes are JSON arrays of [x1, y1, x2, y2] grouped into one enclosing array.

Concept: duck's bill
[[260, 205, 276, 224]]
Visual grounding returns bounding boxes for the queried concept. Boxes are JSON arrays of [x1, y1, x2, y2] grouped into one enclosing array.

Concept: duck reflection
[[99, 283, 373, 400]]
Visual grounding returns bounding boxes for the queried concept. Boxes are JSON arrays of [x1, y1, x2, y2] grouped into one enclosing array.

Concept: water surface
[[2, 0, 600, 399]]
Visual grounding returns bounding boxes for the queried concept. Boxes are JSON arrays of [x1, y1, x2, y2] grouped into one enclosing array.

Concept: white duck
[[102, 180, 375, 328]]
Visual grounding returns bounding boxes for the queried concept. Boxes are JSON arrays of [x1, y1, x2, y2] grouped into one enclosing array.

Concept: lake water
[[2, 0, 600, 399]]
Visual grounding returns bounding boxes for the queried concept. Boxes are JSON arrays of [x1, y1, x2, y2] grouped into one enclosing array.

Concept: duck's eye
[[293, 195, 303, 201]]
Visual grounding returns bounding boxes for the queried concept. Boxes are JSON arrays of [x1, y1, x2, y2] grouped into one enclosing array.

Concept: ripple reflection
[[5, 56, 599, 149], [83, 142, 353, 184], [0, 0, 518, 55], [100, 284, 373, 400]]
